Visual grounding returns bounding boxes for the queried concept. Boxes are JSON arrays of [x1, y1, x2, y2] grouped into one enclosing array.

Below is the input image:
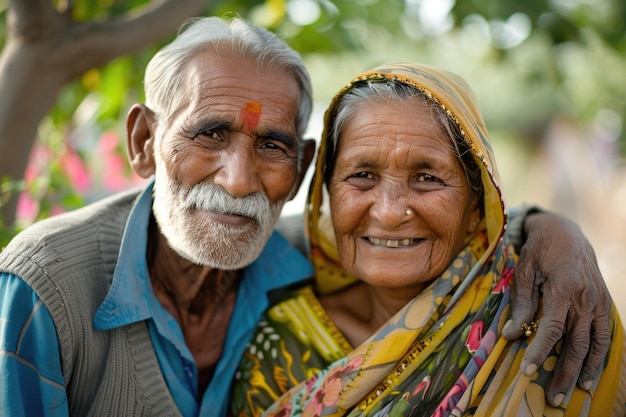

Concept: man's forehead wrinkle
[[184, 74, 280, 111], [168, 51, 299, 141]]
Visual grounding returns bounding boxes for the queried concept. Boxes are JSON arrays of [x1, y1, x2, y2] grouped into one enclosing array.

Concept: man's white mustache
[[183, 183, 271, 225]]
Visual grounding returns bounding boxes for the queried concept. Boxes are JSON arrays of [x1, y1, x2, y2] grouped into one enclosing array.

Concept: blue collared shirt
[[0, 184, 313, 417]]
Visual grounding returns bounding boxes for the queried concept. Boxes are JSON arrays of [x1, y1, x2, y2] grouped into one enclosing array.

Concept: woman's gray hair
[[144, 16, 312, 140], [324, 80, 483, 204]]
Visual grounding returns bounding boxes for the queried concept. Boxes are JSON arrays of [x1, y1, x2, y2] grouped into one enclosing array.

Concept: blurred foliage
[[0, 0, 625, 245]]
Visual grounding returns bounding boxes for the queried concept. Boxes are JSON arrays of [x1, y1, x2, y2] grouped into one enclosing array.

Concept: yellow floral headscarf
[[306, 62, 505, 295]]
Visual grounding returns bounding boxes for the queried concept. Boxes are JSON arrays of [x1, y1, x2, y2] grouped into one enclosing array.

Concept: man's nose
[[213, 148, 262, 198]]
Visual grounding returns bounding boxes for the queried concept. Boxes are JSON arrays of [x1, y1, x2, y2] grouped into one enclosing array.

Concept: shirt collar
[[93, 181, 313, 330], [93, 182, 154, 330]]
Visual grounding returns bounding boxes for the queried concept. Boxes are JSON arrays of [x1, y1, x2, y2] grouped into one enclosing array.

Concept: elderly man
[[0, 16, 611, 417]]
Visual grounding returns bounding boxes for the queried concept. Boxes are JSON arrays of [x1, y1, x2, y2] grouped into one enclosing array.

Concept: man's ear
[[289, 138, 316, 201], [126, 103, 157, 179]]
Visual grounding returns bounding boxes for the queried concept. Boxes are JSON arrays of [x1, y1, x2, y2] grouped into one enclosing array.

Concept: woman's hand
[[501, 211, 612, 407]]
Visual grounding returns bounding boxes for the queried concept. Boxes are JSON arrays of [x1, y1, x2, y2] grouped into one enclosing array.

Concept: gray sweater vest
[[0, 188, 182, 416]]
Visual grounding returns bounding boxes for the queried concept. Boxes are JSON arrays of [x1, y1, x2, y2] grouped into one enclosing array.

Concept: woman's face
[[328, 97, 479, 294]]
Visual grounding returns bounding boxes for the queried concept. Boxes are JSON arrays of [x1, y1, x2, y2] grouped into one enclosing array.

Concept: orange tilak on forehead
[[240, 101, 262, 133]]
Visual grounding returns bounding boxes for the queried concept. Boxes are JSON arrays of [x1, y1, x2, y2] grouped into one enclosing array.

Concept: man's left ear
[[289, 138, 316, 201]]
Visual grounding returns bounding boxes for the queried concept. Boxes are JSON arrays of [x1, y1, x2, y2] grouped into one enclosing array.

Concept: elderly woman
[[231, 63, 625, 416]]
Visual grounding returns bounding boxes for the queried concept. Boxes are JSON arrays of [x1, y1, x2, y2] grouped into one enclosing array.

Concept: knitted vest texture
[[0, 188, 182, 416]]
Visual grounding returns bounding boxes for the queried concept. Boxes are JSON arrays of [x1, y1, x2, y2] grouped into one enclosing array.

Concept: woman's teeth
[[367, 237, 415, 247]]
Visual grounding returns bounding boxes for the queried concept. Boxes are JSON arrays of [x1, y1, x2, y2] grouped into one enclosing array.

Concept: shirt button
[[183, 364, 193, 378]]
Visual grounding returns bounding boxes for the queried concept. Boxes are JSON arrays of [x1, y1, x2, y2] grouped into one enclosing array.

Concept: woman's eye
[[345, 171, 376, 189], [353, 171, 374, 180], [414, 173, 445, 190], [417, 173, 439, 182]]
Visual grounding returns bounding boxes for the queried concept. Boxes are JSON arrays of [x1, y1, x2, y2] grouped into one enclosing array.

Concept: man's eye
[[195, 130, 222, 142], [193, 130, 226, 149], [260, 142, 285, 153]]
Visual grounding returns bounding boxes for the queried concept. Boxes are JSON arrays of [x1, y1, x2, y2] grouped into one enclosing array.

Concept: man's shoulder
[[6, 188, 141, 245], [0, 187, 145, 273]]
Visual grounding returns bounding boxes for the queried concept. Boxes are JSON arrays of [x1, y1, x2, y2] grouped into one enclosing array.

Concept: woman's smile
[[364, 236, 423, 248]]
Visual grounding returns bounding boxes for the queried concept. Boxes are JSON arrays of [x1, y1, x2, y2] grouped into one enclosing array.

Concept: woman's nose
[[370, 183, 411, 227]]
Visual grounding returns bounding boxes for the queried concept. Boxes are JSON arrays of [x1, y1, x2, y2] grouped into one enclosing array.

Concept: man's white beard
[[152, 154, 285, 269]]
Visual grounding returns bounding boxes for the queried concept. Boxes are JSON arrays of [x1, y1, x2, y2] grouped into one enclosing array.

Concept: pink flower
[[16, 144, 50, 222], [97, 131, 119, 153], [49, 205, 67, 217], [492, 265, 514, 294], [60, 145, 90, 193], [97, 131, 144, 191], [16, 191, 38, 222], [302, 355, 364, 416], [412, 375, 432, 399], [432, 383, 464, 417], [465, 320, 485, 353], [24, 144, 52, 181]]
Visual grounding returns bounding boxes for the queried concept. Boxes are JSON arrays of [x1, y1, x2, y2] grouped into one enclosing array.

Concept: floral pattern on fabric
[[231, 287, 353, 416]]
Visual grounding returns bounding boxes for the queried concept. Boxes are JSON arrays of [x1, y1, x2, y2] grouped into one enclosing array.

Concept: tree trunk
[[0, 0, 210, 227]]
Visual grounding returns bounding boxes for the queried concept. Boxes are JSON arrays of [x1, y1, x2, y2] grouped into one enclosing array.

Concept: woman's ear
[[126, 104, 156, 178], [468, 205, 482, 233], [289, 138, 316, 201]]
